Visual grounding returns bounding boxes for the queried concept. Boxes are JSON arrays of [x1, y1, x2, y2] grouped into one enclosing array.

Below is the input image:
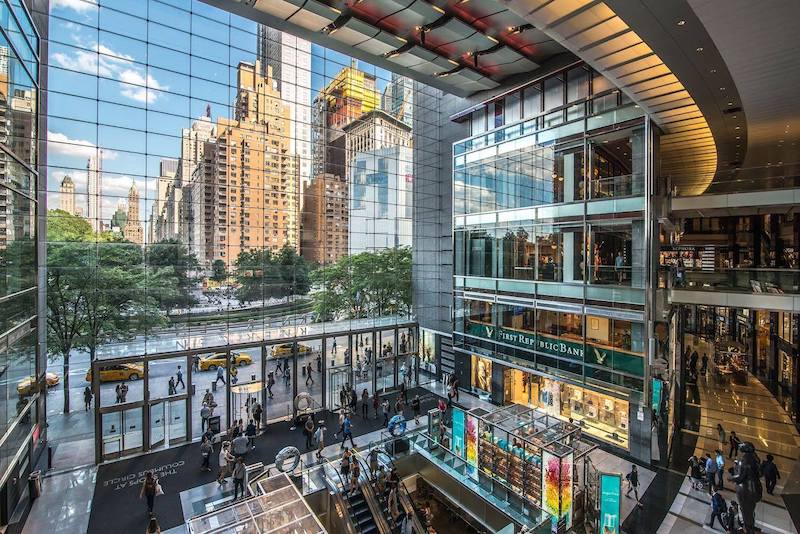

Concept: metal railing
[[319, 457, 360, 534], [669, 267, 800, 295], [351, 451, 393, 534]]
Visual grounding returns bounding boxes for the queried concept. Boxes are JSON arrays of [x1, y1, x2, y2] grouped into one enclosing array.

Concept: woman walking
[[139, 471, 160, 515]]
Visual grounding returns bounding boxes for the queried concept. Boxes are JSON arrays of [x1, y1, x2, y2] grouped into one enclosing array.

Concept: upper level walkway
[[667, 269, 800, 312]]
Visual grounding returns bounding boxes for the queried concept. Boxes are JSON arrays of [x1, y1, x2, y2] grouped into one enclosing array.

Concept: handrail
[[320, 457, 360, 534], [351, 450, 394, 534]]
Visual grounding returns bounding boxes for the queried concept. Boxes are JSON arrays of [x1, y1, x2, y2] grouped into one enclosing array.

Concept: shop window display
[[472, 354, 493, 393]]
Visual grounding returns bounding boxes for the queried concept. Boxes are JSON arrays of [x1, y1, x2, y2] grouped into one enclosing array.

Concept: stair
[[347, 488, 378, 534]]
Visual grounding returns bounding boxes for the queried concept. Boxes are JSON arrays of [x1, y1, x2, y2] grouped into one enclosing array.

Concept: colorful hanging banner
[[598, 473, 621, 534], [465, 413, 478, 480], [452, 407, 465, 459]]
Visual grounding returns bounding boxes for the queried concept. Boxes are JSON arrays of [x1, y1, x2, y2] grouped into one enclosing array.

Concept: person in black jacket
[[761, 454, 780, 495], [708, 488, 726, 528]]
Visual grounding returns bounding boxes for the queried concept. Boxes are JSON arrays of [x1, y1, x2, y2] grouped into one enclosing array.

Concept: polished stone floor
[[657, 334, 799, 534], [20, 466, 96, 534]]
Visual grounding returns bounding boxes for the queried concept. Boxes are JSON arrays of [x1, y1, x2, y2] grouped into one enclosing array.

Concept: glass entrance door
[[101, 411, 122, 460], [169, 400, 187, 445], [122, 408, 143, 453], [150, 402, 165, 449], [327, 366, 351, 411]]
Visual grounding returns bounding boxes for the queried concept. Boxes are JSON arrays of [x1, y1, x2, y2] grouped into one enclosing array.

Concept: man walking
[[708, 488, 726, 529], [704, 453, 718, 493], [176, 365, 185, 389], [715, 449, 725, 490], [201, 402, 212, 432], [761, 454, 781, 495], [84, 386, 93, 411], [340, 414, 355, 449], [728, 431, 741, 459], [305, 362, 314, 386], [200, 437, 213, 472], [232, 458, 247, 500], [215, 366, 226, 386]]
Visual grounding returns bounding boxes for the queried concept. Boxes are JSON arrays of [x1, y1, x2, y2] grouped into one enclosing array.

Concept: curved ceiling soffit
[[502, 0, 720, 195]]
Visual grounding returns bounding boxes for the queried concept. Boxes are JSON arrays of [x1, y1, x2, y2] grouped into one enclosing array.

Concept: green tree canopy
[[211, 259, 228, 283], [234, 245, 311, 303], [310, 247, 411, 321], [146, 238, 199, 310]]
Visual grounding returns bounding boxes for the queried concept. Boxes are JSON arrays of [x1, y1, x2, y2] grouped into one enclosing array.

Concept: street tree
[[146, 238, 199, 311], [211, 259, 228, 283], [234, 245, 311, 304]]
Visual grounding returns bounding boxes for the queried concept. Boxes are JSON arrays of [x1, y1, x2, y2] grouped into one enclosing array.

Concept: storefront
[[471, 354, 493, 394], [503, 368, 630, 450]]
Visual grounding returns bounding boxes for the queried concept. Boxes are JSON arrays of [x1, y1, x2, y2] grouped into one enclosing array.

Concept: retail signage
[[452, 408, 465, 458], [598, 473, 621, 534], [651, 378, 663, 415], [465, 414, 479, 480]]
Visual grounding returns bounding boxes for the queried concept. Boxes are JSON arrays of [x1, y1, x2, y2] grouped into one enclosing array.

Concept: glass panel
[[376, 329, 395, 392], [266, 344, 293, 422], [122, 407, 143, 452], [148, 355, 188, 400], [150, 402, 165, 447], [101, 411, 122, 459], [523, 85, 541, 117], [169, 398, 187, 444], [543, 76, 564, 112], [96, 361, 145, 408]]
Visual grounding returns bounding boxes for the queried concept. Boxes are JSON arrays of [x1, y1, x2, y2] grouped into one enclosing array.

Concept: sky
[[46, 0, 394, 231]]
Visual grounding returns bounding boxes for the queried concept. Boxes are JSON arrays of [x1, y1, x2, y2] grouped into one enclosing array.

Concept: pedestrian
[[394, 395, 404, 414], [361, 389, 369, 419], [215, 366, 226, 385], [715, 449, 725, 490], [314, 422, 325, 461], [305, 362, 314, 385], [341, 414, 355, 448], [139, 471, 160, 515], [83, 386, 93, 411], [316, 354, 322, 373], [230, 366, 238, 385], [252, 402, 263, 432], [275, 358, 283, 375], [120, 382, 129, 403], [341, 448, 351, 481], [176, 365, 185, 389], [411, 394, 421, 424], [625, 464, 642, 506], [761, 454, 780, 495], [200, 437, 213, 471], [453, 377, 459, 401], [304, 415, 315, 450], [284, 367, 291, 386], [373, 392, 380, 419], [232, 432, 249, 458], [369, 448, 379, 479], [115, 383, 122, 404], [728, 431, 741, 459], [245, 419, 257, 449], [688, 455, 703, 489], [400, 381, 407, 403], [218, 442, 233, 485], [193, 354, 200, 372], [201, 403, 212, 432], [700, 353, 709, 376], [146, 516, 161, 534], [349, 458, 361, 496], [267, 372, 275, 399], [690, 349, 699, 377], [203, 389, 215, 407], [332, 339, 337, 355], [168, 377, 176, 395], [350, 388, 358, 413], [707, 487, 726, 529], [705, 453, 718, 493], [717, 423, 726, 447], [382, 399, 390, 427], [232, 457, 247, 500]]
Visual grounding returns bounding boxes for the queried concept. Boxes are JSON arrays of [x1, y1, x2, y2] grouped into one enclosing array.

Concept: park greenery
[[46, 210, 411, 412], [310, 247, 412, 321]]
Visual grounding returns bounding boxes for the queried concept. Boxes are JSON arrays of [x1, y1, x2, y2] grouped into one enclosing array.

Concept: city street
[[43, 314, 416, 469]]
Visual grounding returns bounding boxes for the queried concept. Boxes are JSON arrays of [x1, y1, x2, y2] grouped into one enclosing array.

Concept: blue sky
[[46, 0, 392, 228]]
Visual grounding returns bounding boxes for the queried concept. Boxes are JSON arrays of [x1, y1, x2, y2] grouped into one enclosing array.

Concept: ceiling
[[205, 0, 800, 195], [687, 0, 800, 192], [203, 0, 571, 96]]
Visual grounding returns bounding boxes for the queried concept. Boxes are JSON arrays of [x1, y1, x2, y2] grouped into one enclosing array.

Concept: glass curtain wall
[[40, 0, 435, 467]]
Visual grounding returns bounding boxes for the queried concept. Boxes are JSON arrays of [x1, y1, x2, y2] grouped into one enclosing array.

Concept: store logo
[[593, 347, 608, 365], [485, 327, 494, 338]]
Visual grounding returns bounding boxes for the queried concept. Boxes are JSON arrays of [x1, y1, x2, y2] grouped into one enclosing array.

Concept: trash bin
[[211, 381, 217, 392], [29, 470, 42, 500]]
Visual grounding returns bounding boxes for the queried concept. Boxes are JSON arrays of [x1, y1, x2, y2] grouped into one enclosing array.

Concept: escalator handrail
[[362, 445, 428, 534], [351, 450, 395, 534], [320, 457, 360, 534]]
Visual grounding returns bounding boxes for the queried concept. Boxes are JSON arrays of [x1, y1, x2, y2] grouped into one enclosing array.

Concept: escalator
[[345, 486, 380, 534]]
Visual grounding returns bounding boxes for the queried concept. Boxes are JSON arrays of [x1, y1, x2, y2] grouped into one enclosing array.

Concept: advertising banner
[[542, 450, 560, 518], [452, 408, 465, 458], [465, 413, 478, 480], [598, 473, 621, 534], [651, 378, 663, 416]]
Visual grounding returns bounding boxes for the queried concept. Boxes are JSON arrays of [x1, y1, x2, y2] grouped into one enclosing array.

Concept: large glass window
[[543, 75, 564, 112], [523, 84, 541, 117]]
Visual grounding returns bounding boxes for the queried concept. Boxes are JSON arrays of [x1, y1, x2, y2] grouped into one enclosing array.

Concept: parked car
[[198, 352, 252, 371], [85, 363, 144, 383], [17, 372, 60, 396]]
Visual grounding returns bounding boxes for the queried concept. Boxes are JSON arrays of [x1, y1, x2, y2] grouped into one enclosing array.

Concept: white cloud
[[51, 0, 97, 13], [47, 131, 118, 160], [50, 43, 168, 104]]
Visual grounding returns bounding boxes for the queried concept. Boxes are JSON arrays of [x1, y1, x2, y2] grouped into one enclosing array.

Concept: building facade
[[451, 64, 658, 461], [0, 0, 44, 525], [58, 175, 74, 215], [342, 109, 412, 170], [348, 145, 413, 255], [301, 173, 348, 264], [123, 183, 143, 245], [86, 150, 101, 233]]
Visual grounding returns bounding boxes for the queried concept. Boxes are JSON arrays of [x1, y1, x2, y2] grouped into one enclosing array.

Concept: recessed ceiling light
[[677, 20, 686, 26], [727, 102, 734, 106], [735, 126, 740, 130], [710, 68, 717, 74], [778, 161, 783, 165], [696, 47, 704, 52], [735, 136, 740, 139], [719, 87, 725, 91]]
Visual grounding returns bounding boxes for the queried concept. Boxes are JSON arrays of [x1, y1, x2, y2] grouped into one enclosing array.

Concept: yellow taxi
[[198, 351, 252, 371], [271, 343, 313, 357], [85, 363, 144, 383], [17, 372, 60, 397]]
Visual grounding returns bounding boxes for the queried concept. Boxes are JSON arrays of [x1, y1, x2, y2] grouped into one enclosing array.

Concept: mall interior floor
[[656, 334, 799, 534]]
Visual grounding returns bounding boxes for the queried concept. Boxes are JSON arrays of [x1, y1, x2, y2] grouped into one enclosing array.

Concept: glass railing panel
[[674, 268, 800, 294]]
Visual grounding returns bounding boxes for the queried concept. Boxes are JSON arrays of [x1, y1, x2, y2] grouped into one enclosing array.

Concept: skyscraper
[[258, 26, 313, 204], [87, 149, 102, 232], [150, 158, 177, 243], [381, 73, 414, 127], [59, 175, 75, 215], [123, 182, 143, 245]]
